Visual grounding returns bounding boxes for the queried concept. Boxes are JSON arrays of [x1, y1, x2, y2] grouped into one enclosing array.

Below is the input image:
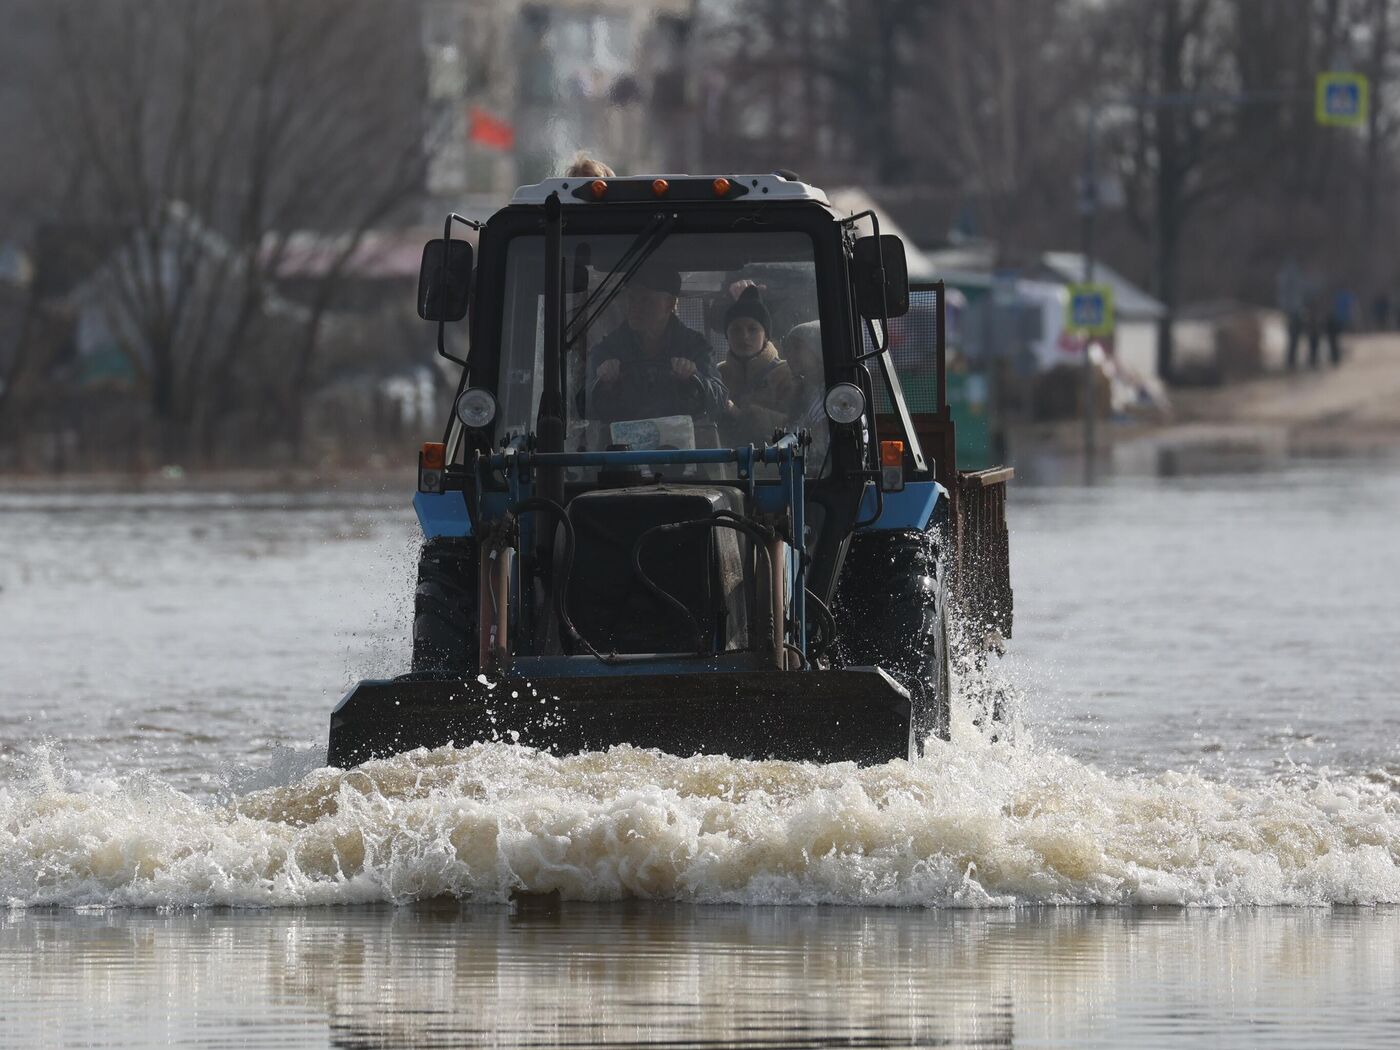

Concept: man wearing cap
[[584, 263, 727, 423]]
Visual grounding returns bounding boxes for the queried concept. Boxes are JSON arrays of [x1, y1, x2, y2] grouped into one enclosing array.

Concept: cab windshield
[[496, 230, 830, 476]]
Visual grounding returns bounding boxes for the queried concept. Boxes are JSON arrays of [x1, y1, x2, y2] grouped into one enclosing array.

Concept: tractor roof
[[509, 174, 832, 208]]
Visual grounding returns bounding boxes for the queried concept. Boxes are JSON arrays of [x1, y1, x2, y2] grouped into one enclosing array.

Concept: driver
[[585, 263, 727, 423]]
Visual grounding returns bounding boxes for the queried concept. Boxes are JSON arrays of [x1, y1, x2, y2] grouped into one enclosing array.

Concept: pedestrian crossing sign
[[1316, 72, 1368, 128], [1067, 284, 1114, 336]]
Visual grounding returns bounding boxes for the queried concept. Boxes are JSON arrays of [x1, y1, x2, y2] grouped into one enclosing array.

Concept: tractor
[[328, 173, 1013, 767]]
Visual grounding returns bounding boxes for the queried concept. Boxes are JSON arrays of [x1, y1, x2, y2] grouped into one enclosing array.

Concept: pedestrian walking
[[1326, 288, 1352, 366], [1276, 261, 1306, 369], [1305, 291, 1323, 369]]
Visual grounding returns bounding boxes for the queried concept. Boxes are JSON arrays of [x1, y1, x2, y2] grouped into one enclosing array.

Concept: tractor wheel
[[410, 536, 479, 676], [832, 528, 951, 756]]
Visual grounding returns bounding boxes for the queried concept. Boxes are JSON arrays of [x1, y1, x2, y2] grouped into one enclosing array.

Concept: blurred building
[[420, 0, 696, 216]]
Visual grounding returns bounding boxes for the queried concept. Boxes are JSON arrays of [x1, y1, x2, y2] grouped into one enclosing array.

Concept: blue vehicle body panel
[[855, 480, 944, 533], [414, 491, 473, 539]]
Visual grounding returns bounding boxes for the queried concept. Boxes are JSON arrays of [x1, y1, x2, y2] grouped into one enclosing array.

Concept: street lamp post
[[1079, 104, 1099, 480]]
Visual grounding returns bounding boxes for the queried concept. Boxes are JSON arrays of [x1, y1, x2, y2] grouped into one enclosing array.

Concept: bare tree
[[1361, 0, 1399, 280], [0, 0, 62, 452], [46, 0, 428, 462], [699, 0, 931, 184], [1086, 0, 1241, 380], [912, 0, 1084, 256]]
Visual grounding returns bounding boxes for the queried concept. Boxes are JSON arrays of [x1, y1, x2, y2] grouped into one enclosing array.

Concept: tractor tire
[[832, 527, 951, 755], [410, 536, 479, 677]]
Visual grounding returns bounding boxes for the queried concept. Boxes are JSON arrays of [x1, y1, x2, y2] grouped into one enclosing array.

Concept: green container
[[947, 370, 994, 470]]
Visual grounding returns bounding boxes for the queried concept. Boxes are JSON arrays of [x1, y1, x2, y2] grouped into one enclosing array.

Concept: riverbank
[[1170, 331, 1400, 454], [1011, 332, 1400, 470]]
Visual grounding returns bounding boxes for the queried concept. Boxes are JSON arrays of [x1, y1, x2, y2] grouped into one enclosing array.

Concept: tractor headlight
[[454, 387, 497, 429], [823, 383, 866, 425]]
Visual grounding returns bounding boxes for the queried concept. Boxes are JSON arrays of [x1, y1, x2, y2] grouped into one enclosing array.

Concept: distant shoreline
[[6, 334, 1400, 492], [0, 465, 412, 495]]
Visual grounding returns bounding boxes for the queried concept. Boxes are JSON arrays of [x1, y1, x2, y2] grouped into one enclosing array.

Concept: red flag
[[469, 107, 515, 151]]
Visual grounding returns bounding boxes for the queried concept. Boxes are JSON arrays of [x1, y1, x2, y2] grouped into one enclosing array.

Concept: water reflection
[[4, 904, 1397, 1049]]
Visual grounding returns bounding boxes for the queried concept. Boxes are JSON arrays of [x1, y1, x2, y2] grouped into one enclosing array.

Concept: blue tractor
[[327, 174, 1013, 767]]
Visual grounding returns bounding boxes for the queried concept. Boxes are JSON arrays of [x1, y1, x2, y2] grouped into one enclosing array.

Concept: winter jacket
[[583, 315, 727, 423], [719, 341, 800, 443]]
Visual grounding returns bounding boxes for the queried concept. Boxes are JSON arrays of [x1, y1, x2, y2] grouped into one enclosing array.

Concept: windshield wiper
[[565, 213, 663, 335], [563, 213, 676, 352]]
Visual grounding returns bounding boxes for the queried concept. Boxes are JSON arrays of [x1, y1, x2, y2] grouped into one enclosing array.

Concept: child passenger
[[719, 286, 799, 442], [783, 321, 825, 411]]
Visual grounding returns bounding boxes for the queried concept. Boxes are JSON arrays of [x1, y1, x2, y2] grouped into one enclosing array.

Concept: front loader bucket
[[327, 668, 912, 768]]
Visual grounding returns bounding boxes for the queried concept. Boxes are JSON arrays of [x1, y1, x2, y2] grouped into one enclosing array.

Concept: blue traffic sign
[[1316, 72, 1369, 127], [1067, 283, 1114, 335]]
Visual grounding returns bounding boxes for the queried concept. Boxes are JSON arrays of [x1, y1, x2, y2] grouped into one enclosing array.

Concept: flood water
[[2, 455, 1398, 1047]]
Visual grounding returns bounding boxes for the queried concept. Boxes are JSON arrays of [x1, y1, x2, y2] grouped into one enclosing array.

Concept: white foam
[[2, 737, 1396, 910]]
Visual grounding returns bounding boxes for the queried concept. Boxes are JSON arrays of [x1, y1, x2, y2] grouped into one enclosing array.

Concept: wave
[[3, 732, 1397, 910]]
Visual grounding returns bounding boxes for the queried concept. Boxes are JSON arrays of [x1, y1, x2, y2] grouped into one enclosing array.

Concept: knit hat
[[724, 286, 771, 338]]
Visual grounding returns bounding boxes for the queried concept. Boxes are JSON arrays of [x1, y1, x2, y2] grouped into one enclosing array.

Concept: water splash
[[3, 735, 1396, 911]]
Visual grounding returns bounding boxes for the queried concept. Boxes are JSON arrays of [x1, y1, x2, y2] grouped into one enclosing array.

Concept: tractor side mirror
[[853, 235, 910, 319], [417, 238, 473, 322]]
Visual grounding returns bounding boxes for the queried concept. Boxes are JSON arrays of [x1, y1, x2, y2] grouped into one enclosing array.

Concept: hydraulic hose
[[784, 642, 809, 670], [631, 515, 778, 657], [507, 497, 608, 663], [715, 509, 836, 663], [804, 587, 838, 660], [510, 500, 763, 666], [512, 500, 791, 666], [852, 474, 884, 529]]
